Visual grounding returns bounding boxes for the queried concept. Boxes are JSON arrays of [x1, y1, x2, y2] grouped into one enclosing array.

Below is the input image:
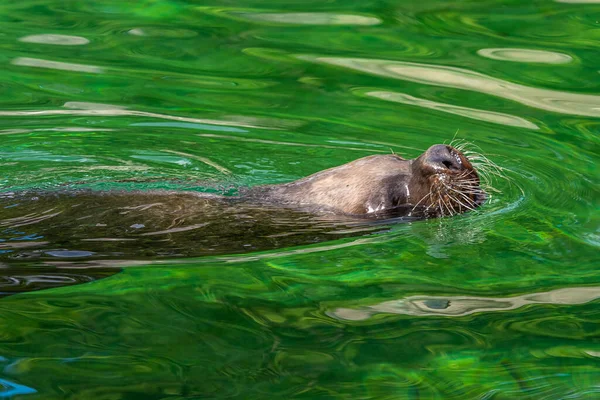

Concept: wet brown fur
[[247, 154, 413, 215], [245, 145, 485, 217]]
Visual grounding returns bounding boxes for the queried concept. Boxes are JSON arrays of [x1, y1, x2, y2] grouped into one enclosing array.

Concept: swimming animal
[[244, 144, 486, 217], [0, 143, 488, 295]]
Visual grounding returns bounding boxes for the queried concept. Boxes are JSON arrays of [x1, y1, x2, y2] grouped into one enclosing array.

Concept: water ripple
[[330, 286, 600, 320], [0, 102, 275, 130], [0, 378, 37, 398], [126, 27, 198, 38], [361, 89, 539, 129], [556, 0, 600, 3], [11, 58, 103, 74], [300, 55, 600, 117], [230, 11, 381, 26], [18, 34, 89, 45], [477, 48, 573, 64]]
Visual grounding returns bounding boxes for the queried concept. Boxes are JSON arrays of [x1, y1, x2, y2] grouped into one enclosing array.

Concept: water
[[0, 0, 599, 398]]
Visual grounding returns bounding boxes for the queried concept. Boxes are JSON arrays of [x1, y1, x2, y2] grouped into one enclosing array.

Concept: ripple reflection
[[363, 90, 539, 129], [556, 0, 600, 3], [18, 34, 89, 45], [0, 378, 37, 397], [0, 102, 273, 130], [477, 48, 572, 64], [12, 57, 102, 73], [330, 286, 600, 320], [228, 11, 381, 26], [302, 55, 600, 117]]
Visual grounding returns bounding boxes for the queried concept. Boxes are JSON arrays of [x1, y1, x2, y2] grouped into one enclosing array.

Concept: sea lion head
[[408, 144, 487, 217], [244, 143, 490, 219]]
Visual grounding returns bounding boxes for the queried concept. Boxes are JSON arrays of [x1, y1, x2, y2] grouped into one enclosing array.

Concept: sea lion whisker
[[472, 166, 494, 185], [450, 143, 464, 153], [462, 179, 497, 195], [449, 138, 470, 151], [455, 170, 471, 180], [456, 141, 484, 154], [451, 186, 485, 202], [457, 176, 479, 185], [442, 183, 474, 212], [450, 192, 477, 211], [456, 190, 484, 198], [447, 185, 477, 202], [452, 181, 481, 190], [452, 180, 481, 188], [448, 199, 457, 215], [454, 182, 480, 189], [475, 167, 507, 187], [470, 153, 505, 176], [448, 194, 471, 212], [455, 186, 479, 193], [481, 170, 507, 182], [476, 184, 497, 196], [470, 156, 504, 168], [453, 186, 486, 196], [450, 142, 505, 184], [453, 191, 482, 199], [484, 186, 502, 194], [448, 194, 459, 214], [453, 176, 479, 183], [452, 142, 485, 161], [411, 191, 433, 212], [439, 194, 453, 216]]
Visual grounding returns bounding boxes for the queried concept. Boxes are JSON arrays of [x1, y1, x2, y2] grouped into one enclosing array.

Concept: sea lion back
[[247, 154, 411, 215]]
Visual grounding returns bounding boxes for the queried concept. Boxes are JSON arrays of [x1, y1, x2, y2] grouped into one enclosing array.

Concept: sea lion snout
[[419, 144, 473, 175], [409, 144, 486, 216]]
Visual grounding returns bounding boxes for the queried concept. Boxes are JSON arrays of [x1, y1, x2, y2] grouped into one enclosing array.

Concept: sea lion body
[[245, 154, 412, 215], [0, 143, 487, 295], [246, 144, 484, 217]]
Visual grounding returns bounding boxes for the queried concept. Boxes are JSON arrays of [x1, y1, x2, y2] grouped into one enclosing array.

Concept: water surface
[[0, 0, 599, 398]]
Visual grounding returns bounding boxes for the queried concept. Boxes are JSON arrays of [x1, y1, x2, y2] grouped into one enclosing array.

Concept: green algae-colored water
[[1, 0, 599, 398]]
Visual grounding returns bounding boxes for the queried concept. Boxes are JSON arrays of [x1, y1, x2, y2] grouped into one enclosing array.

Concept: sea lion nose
[[423, 145, 463, 172]]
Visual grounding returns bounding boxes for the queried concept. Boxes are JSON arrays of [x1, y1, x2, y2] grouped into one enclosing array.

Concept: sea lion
[[244, 143, 486, 217], [0, 144, 487, 295]]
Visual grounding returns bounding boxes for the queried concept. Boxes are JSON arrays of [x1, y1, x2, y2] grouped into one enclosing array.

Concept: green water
[[1, 0, 599, 398]]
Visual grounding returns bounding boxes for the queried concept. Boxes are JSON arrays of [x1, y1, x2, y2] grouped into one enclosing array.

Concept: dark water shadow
[[0, 264, 118, 297]]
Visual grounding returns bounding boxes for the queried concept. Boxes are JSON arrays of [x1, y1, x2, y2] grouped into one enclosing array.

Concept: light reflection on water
[[18, 34, 90, 46], [330, 286, 600, 320], [0, 378, 37, 398], [0, 102, 274, 129], [231, 11, 382, 26], [12, 57, 103, 73], [363, 90, 540, 129], [477, 48, 573, 64], [302, 55, 600, 117]]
